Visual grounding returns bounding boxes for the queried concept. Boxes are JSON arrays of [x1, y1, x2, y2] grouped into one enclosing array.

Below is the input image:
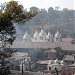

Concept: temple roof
[[63, 55, 74, 61], [48, 59, 53, 64], [54, 59, 59, 64], [39, 29, 46, 36], [23, 31, 29, 39], [61, 60, 64, 64], [23, 31, 30, 40], [37, 60, 62, 65], [47, 49, 56, 53], [33, 31, 39, 38], [46, 32, 52, 38], [54, 31, 61, 38], [11, 41, 75, 51]]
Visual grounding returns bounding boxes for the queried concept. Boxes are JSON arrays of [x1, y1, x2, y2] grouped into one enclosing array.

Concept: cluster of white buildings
[[20, 57, 31, 71], [47, 59, 64, 71], [23, 29, 62, 42]]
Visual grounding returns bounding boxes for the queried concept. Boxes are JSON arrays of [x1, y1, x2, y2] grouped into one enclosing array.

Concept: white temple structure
[[38, 29, 46, 41], [47, 59, 64, 71], [23, 31, 31, 41], [54, 31, 62, 42], [20, 57, 31, 71], [23, 29, 62, 42], [46, 32, 53, 41], [32, 30, 39, 42]]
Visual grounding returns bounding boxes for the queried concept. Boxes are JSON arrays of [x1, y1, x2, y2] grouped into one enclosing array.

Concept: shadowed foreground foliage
[[0, 1, 37, 75]]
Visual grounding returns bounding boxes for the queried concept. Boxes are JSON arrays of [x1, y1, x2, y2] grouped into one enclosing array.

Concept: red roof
[[62, 38, 73, 42]]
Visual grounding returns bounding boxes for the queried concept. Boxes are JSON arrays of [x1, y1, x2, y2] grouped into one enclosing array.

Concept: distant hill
[[14, 7, 75, 40]]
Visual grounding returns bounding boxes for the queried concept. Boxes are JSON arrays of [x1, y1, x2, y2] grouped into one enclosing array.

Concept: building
[[47, 49, 57, 60], [20, 57, 35, 71], [9, 52, 28, 70], [11, 41, 75, 60], [10, 29, 75, 71], [20, 57, 31, 71], [37, 59, 65, 71], [63, 55, 75, 65], [23, 31, 31, 41], [23, 29, 62, 42], [47, 59, 64, 71]]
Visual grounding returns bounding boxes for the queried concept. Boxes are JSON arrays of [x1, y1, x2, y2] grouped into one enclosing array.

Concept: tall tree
[[0, 1, 37, 75], [30, 6, 39, 12], [48, 7, 56, 22], [55, 6, 60, 10]]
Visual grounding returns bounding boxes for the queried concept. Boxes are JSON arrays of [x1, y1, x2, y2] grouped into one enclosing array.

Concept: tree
[[30, 6, 39, 12], [0, 1, 37, 75], [48, 7, 57, 22], [29, 48, 47, 62], [55, 6, 60, 10]]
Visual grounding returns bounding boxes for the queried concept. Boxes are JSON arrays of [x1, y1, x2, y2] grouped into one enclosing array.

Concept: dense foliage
[[29, 48, 47, 62], [0, 1, 37, 75], [23, 7, 74, 36]]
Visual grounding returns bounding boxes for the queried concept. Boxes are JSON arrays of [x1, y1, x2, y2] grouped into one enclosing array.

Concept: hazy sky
[[0, 0, 74, 10]]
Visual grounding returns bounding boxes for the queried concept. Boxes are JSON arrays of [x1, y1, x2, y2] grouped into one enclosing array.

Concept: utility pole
[[22, 62, 24, 75]]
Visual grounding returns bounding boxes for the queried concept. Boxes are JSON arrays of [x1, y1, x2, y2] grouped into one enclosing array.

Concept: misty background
[[13, 7, 75, 40]]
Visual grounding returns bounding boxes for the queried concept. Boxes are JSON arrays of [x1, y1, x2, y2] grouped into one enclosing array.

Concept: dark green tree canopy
[[0, 1, 37, 75], [0, 1, 37, 31], [29, 48, 47, 62]]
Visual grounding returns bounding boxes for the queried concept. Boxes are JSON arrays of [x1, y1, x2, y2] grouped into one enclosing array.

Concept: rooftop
[[11, 40, 75, 51], [37, 60, 62, 65], [10, 52, 28, 60], [47, 49, 56, 53], [64, 55, 74, 61]]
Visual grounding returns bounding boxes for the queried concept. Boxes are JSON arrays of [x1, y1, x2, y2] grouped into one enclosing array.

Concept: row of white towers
[[23, 29, 62, 42]]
